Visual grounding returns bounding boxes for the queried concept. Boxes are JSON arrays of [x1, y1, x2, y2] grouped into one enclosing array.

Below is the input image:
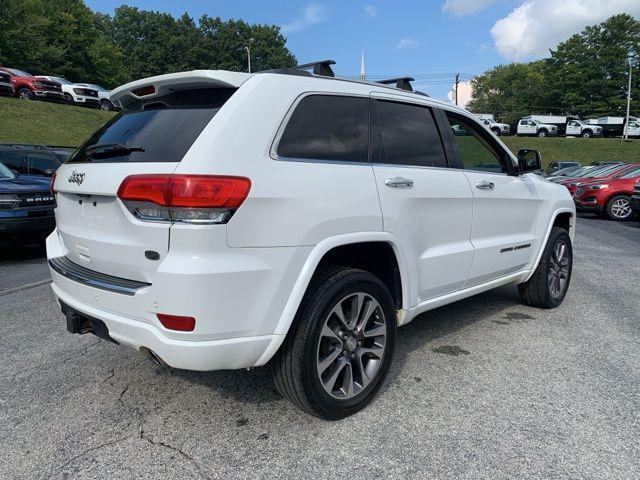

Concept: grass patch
[[502, 136, 640, 167], [0, 96, 115, 147]]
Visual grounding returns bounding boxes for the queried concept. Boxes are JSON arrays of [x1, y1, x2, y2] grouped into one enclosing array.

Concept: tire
[[537, 130, 548, 138], [518, 227, 572, 309], [17, 87, 33, 100], [582, 130, 592, 138], [273, 267, 397, 420], [604, 194, 633, 221], [100, 100, 113, 111], [492, 128, 501, 136], [63, 93, 74, 105]]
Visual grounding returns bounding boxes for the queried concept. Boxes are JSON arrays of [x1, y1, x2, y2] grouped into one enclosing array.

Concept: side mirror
[[517, 148, 542, 174], [43, 169, 56, 177]]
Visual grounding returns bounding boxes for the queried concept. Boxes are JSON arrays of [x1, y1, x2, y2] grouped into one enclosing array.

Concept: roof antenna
[[360, 51, 366, 80]]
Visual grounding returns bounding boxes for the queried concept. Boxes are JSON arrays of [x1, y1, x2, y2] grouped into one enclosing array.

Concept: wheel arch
[[255, 232, 411, 365]]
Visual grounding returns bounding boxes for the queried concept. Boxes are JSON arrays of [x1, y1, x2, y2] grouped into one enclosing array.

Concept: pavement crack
[[140, 431, 211, 479], [0, 279, 51, 297]]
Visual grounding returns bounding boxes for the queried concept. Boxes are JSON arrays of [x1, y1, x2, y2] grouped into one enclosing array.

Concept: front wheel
[[273, 267, 396, 419], [17, 87, 33, 100], [537, 130, 548, 138], [63, 93, 74, 105], [100, 99, 113, 111], [518, 227, 572, 309], [492, 128, 501, 136], [582, 131, 592, 138], [605, 195, 633, 221]]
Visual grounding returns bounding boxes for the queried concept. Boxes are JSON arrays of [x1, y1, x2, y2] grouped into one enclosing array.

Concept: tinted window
[[277, 95, 369, 162], [69, 88, 234, 163], [618, 166, 640, 179], [445, 112, 509, 173], [28, 153, 60, 175], [0, 151, 26, 173], [375, 100, 447, 168]]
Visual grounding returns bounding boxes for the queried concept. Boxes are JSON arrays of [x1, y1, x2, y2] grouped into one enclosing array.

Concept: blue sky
[[85, 0, 640, 100]]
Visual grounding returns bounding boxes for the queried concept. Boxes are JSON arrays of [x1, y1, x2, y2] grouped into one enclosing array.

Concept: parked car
[[47, 65, 575, 419], [630, 180, 640, 217], [76, 83, 114, 111], [590, 160, 623, 166], [0, 67, 63, 102], [0, 162, 56, 245], [517, 118, 558, 137], [546, 161, 581, 176], [596, 117, 640, 138], [565, 119, 603, 138], [0, 69, 14, 96], [478, 117, 511, 136], [0, 144, 61, 177], [574, 164, 640, 220], [547, 166, 596, 183], [37, 76, 100, 108], [561, 164, 635, 196]]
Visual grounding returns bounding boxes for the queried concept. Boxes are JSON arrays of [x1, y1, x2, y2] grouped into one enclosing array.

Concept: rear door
[[441, 111, 539, 286], [370, 95, 474, 303], [53, 88, 234, 282]]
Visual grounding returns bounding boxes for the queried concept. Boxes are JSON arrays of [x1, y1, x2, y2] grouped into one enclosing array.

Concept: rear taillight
[[50, 172, 57, 194], [157, 313, 195, 332], [117, 174, 251, 224]]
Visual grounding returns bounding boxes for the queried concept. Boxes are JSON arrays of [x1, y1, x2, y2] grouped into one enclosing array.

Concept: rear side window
[[375, 100, 447, 168], [277, 95, 369, 162], [68, 88, 235, 163]]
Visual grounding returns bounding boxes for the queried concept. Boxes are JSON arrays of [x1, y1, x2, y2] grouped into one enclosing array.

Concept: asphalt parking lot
[[2, 215, 639, 480]]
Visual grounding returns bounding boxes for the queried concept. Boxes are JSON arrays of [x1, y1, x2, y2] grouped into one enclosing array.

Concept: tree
[[467, 61, 550, 124]]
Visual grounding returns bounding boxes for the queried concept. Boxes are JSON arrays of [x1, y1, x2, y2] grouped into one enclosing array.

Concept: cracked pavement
[[1, 215, 640, 479]]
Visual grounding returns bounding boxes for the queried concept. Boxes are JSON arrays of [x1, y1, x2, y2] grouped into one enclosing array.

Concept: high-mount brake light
[[117, 174, 251, 224], [132, 85, 156, 96]]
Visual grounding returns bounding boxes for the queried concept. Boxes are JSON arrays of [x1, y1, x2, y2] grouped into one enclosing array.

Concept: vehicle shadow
[[172, 285, 523, 409], [0, 242, 46, 262]]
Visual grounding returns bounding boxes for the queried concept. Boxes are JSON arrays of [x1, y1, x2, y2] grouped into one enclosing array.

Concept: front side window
[[445, 112, 510, 174], [375, 100, 447, 168], [277, 95, 369, 162], [28, 153, 60, 175], [0, 151, 26, 173]]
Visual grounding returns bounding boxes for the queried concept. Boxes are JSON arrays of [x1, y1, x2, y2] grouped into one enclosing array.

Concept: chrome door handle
[[475, 181, 495, 190], [385, 177, 414, 188]]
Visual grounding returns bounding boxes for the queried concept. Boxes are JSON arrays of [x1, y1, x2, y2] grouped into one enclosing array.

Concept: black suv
[[0, 144, 64, 177]]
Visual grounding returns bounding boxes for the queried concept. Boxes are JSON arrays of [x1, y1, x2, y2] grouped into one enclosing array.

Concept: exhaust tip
[[139, 347, 166, 366]]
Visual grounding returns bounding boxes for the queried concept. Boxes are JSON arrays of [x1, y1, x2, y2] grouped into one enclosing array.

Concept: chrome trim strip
[[49, 257, 151, 296]]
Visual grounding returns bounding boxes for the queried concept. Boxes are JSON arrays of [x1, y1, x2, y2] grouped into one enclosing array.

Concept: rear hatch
[[52, 72, 248, 283]]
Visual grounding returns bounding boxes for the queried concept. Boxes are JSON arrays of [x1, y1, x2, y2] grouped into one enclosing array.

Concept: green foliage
[[468, 14, 640, 123], [0, 1, 296, 89]]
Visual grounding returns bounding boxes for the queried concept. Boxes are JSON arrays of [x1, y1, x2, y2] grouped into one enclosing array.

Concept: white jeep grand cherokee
[[48, 64, 575, 419]]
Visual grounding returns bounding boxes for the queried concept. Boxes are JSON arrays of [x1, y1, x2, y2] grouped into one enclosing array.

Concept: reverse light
[[117, 174, 251, 224], [157, 313, 195, 332]]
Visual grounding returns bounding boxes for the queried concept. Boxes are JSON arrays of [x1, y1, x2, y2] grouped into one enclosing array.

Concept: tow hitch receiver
[[59, 301, 118, 344]]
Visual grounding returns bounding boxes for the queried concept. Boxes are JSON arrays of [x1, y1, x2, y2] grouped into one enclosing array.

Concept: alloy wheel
[[548, 240, 569, 299], [610, 198, 631, 219], [316, 292, 387, 400]]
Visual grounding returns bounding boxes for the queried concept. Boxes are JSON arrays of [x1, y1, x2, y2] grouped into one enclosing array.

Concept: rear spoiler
[[110, 70, 251, 109]]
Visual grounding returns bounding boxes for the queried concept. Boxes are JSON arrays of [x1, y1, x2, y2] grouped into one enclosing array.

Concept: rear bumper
[[53, 283, 280, 371]]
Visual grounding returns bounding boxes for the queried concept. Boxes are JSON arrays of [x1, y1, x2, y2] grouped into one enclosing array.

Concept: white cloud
[[281, 3, 326, 34], [395, 38, 420, 50], [364, 5, 378, 17], [442, 0, 496, 16], [491, 0, 640, 60]]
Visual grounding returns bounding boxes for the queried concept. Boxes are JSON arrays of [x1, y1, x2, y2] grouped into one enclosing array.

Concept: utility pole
[[624, 58, 632, 141], [245, 38, 255, 73], [360, 50, 366, 80], [454, 73, 460, 106]]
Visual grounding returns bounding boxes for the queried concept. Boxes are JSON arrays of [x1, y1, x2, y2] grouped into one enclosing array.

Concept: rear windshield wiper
[[85, 143, 145, 159]]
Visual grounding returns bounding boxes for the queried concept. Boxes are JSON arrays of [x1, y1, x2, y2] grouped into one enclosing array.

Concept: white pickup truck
[[565, 120, 603, 138], [517, 118, 558, 137], [479, 118, 511, 136]]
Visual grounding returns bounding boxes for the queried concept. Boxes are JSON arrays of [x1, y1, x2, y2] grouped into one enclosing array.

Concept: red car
[[559, 163, 631, 195], [574, 164, 640, 220], [0, 67, 64, 102]]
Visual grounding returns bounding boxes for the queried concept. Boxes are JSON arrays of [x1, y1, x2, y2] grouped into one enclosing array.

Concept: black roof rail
[[377, 77, 415, 92], [295, 60, 336, 77]]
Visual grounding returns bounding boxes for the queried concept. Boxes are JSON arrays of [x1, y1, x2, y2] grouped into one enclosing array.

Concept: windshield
[[589, 165, 625, 178], [69, 87, 235, 164], [7, 68, 31, 77], [0, 163, 16, 179], [52, 77, 72, 85], [555, 166, 581, 176]]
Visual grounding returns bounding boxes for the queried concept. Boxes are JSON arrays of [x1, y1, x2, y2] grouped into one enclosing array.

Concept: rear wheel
[[518, 227, 572, 309], [273, 267, 396, 419], [605, 194, 632, 221], [17, 88, 33, 100]]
